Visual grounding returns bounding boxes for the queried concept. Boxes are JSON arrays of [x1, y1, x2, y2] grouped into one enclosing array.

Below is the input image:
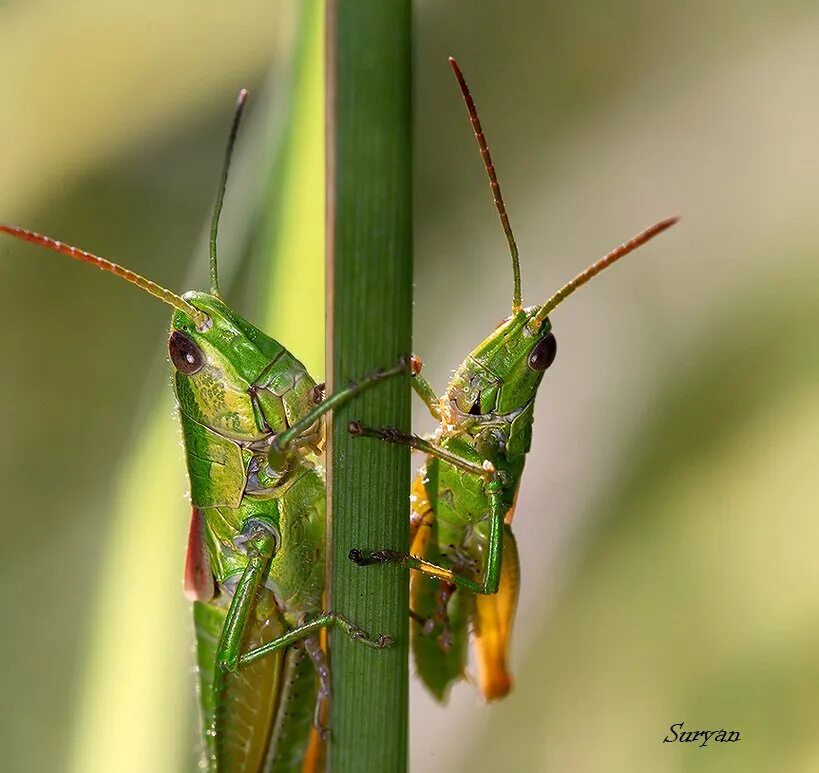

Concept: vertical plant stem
[[326, 2, 412, 771]]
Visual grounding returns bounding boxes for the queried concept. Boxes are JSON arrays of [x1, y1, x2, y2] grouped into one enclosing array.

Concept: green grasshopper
[[349, 58, 678, 701], [1, 91, 403, 772]]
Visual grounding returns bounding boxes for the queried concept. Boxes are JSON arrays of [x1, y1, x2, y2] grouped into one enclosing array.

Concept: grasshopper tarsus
[[334, 613, 393, 649], [311, 382, 326, 404], [348, 548, 403, 567], [346, 421, 406, 444], [347, 422, 405, 445], [348, 548, 384, 566], [348, 548, 365, 565]]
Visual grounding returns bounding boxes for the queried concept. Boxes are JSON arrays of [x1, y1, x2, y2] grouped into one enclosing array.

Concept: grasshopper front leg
[[347, 422, 505, 597], [408, 354, 443, 421]]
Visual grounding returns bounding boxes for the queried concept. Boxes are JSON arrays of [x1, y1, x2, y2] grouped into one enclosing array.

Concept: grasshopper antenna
[[209, 88, 249, 296], [0, 225, 210, 328], [533, 216, 679, 326], [449, 57, 523, 314]]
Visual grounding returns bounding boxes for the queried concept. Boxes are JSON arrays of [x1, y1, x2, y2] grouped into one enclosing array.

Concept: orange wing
[[410, 472, 434, 549], [471, 527, 520, 700], [302, 705, 326, 773]]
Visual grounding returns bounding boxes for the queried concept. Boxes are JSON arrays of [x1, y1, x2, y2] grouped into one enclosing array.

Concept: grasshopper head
[[447, 308, 556, 419], [445, 211, 678, 421], [169, 292, 313, 441]]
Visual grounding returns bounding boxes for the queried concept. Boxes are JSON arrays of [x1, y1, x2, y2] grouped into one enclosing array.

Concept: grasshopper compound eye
[[169, 331, 205, 375], [528, 332, 557, 371]]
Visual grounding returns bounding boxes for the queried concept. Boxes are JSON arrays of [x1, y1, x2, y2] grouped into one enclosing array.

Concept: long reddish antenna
[[0, 225, 209, 328], [533, 217, 679, 326], [449, 57, 522, 313]]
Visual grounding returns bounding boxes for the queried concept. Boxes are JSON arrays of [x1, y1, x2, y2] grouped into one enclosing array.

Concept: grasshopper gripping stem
[[347, 420, 505, 596]]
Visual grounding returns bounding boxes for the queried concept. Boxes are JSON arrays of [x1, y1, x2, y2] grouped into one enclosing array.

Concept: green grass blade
[[327, 3, 413, 770], [258, 1, 325, 376]]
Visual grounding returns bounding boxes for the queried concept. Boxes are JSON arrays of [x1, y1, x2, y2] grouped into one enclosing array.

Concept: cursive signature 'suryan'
[[664, 721, 741, 747]]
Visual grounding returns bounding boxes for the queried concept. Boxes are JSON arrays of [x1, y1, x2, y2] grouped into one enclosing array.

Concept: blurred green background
[[1, 1, 818, 771]]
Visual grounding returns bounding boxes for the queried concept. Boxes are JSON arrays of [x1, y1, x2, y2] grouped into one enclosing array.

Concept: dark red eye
[[169, 331, 205, 375], [528, 332, 557, 371]]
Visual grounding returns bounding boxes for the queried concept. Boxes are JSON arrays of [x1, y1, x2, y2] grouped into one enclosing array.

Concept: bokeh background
[[1, 1, 818, 771]]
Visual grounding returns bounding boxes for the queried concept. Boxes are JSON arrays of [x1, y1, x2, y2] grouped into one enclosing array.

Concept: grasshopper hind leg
[[411, 577, 470, 701], [409, 580, 457, 650], [433, 580, 457, 651], [239, 611, 392, 667], [303, 635, 331, 741]]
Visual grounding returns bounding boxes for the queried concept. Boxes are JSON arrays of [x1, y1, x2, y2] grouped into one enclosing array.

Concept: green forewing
[[264, 646, 321, 772], [411, 571, 470, 701], [211, 588, 286, 772], [409, 459, 470, 700], [192, 600, 226, 766]]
